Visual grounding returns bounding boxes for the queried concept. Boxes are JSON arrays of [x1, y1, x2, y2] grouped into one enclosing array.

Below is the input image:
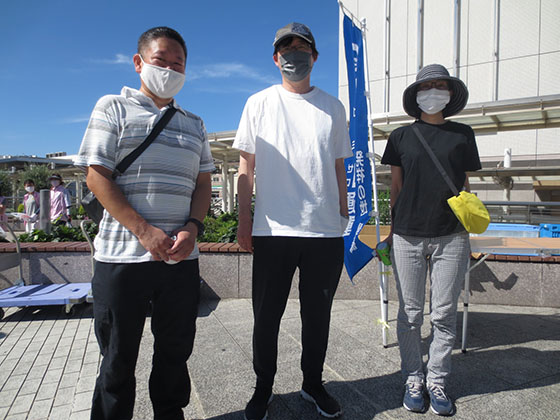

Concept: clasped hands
[[137, 223, 197, 263]]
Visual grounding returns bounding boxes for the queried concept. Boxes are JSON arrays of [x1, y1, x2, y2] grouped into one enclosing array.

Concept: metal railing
[[483, 201, 560, 225]]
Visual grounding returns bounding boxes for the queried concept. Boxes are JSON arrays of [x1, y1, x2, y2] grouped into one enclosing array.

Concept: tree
[[0, 171, 11, 197], [17, 164, 51, 191]]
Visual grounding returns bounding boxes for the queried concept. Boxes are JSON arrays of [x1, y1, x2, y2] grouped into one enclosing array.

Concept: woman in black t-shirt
[[380, 64, 481, 416]]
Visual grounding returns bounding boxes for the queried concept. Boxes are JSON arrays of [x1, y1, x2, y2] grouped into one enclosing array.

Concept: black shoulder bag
[[81, 107, 177, 224]]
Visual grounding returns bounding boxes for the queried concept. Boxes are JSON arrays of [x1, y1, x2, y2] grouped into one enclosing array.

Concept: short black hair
[[24, 179, 34, 185], [274, 36, 319, 58], [138, 26, 187, 59]]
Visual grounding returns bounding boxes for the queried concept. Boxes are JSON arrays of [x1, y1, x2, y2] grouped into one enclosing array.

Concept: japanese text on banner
[[342, 14, 373, 280]]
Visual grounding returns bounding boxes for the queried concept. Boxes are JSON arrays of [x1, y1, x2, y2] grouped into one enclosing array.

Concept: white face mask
[[417, 88, 451, 115], [25, 186, 35, 193], [51, 180, 60, 188], [140, 56, 185, 99]]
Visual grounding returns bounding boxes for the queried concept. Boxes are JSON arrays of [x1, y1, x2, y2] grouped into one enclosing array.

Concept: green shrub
[[201, 211, 238, 243], [17, 203, 25, 213], [70, 205, 88, 220], [16, 214, 241, 244], [18, 223, 98, 243], [367, 190, 391, 225], [378, 190, 391, 225]]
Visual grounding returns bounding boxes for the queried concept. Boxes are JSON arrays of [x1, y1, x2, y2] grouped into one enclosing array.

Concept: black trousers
[[90, 259, 200, 420], [251, 236, 344, 390]]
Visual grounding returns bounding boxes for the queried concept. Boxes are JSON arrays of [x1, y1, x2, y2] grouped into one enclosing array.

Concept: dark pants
[[90, 259, 200, 420], [251, 236, 344, 390]]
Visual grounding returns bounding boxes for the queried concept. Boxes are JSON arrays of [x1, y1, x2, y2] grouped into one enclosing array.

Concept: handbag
[[81, 107, 178, 224], [411, 125, 490, 234]]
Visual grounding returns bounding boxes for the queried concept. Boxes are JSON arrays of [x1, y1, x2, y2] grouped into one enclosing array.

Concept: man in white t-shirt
[[75, 27, 213, 420], [233, 22, 352, 420]]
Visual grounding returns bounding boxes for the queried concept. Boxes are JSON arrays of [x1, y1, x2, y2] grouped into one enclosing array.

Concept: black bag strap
[[113, 106, 177, 177], [411, 124, 460, 197]]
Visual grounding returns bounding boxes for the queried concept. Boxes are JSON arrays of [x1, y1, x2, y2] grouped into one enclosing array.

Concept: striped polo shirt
[[74, 87, 215, 263]]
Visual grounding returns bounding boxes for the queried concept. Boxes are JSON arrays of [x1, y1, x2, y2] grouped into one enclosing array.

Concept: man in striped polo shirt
[[75, 27, 214, 420]]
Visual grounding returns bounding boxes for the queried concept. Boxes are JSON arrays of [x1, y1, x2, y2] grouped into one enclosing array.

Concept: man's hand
[[87, 165, 173, 261], [167, 224, 197, 262], [137, 223, 175, 261], [237, 217, 253, 253]]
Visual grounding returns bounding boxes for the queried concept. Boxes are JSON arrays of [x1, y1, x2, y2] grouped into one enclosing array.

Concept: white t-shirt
[[233, 85, 352, 238]]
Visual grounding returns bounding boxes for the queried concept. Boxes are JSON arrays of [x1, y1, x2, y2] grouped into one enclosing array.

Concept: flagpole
[[340, 0, 390, 347], [359, 17, 390, 348], [338, 1, 361, 26]]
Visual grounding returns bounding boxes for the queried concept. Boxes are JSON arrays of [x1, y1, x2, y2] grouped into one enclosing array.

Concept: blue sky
[[0, 0, 342, 157]]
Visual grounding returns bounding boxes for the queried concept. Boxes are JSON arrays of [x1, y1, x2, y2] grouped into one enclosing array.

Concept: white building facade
[[338, 0, 560, 207]]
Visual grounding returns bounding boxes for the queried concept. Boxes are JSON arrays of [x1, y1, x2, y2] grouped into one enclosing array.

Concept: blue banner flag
[[342, 15, 373, 280]]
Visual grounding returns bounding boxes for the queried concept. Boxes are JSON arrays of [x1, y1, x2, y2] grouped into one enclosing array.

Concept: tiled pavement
[[0, 306, 99, 419], [0, 299, 559, 419]]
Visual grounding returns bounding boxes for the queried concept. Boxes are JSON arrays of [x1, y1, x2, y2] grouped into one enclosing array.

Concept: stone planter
[[1, 242, 559, 307]]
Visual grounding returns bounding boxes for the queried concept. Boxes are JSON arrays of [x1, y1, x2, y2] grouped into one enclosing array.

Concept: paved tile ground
[[0, 299, 559, 419]]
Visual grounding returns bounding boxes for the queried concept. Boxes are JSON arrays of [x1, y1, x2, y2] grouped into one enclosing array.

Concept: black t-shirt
[[381, 120, 481, 237]]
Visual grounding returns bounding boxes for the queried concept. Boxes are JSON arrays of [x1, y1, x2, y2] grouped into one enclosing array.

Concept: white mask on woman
[[140, 56, 185, 99], [25, 186, 35, 193], [51, 180, 60, 188], [417, 88, 451, 115]]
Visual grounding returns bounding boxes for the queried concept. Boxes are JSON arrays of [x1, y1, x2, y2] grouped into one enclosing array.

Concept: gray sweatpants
[[391, 231, 470, 386]]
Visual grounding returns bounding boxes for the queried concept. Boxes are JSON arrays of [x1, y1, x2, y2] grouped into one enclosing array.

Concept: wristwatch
[[186, 218, 205, 237]]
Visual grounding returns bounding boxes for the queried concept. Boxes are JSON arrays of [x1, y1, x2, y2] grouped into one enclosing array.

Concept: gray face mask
[[278, 51, 312, 82]]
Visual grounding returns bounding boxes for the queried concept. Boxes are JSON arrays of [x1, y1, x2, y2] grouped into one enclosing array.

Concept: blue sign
[[343, 15, 373, 280]]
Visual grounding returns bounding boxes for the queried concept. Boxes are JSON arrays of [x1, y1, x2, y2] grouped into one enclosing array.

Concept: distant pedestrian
[[234, 22, 352, 420], [380, 64, 481, 416], [0, 195, 6, 225], [23, 179, 40, 232], [48, 173, 71, 226]]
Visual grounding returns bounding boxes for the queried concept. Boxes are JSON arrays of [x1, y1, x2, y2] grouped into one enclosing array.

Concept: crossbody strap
[[113, 106, 178, 177], [411, 124, 459, 196]]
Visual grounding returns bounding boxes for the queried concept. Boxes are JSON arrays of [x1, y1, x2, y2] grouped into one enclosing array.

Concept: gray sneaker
[[427, 383, 455, 416], [403, 381, 426, 413]]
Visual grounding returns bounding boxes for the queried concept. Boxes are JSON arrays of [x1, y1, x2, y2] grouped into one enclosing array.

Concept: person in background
[[23, 179, 40, 232], [0, 194, 6, 241], [49, 173, 72, 226], [0, 194, 6, 225], [380, 64, 481, 416], [234, 22, 352, 420]]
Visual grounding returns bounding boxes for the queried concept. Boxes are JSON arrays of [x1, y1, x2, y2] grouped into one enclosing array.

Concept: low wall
[[1, 242, 559, 307]]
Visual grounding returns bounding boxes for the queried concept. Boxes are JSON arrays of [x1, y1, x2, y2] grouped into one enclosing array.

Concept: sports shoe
[[300, 383, 342, 418], [427, 383, 455, 416], [403, 381, 426, 413], [244, 387, 273, 420]]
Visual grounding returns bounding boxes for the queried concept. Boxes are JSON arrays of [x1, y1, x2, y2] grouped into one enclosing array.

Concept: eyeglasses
[[278, 44, 312, 55], [418, 80, 450, 91]]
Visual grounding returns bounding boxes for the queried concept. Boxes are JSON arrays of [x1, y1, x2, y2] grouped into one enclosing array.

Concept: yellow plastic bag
[[447, 191, 490, 234]]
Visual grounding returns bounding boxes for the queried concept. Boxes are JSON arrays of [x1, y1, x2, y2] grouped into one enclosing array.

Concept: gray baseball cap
[[273, 22, 316, 49]]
